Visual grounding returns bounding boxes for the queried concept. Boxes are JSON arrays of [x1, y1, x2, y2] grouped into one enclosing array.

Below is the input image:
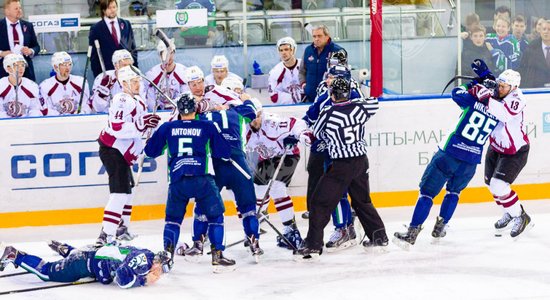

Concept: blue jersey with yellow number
[[144, 119, 231, 181], [442, 87, 499, 164]]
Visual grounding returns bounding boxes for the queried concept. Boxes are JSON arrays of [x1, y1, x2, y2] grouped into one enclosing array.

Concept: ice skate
[[247, 235, 264, 263], [431, 217, 448, 243], [363, 232, 389, 254], [0, 245, 24, 271], [175, 242, 190, 256], [48, 240, 73, 258], [510, 207, 533, 239], [325, 226, 357, 253], [277, 224, 303, 250], [183, 235, 205, 262], [211, 247, 236, 273], [494, 212, 513, 237], [301, 211, 309, 219], [293, 242, 322, 262], [393, 225, 422, 250], [116, 225, 137, 241]]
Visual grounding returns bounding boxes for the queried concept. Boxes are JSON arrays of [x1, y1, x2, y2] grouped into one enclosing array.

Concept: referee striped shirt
[[312, 97, 378, 159]]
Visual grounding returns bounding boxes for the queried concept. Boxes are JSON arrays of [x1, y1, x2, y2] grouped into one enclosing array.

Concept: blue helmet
[[330, 77, 351, 102], [177, 92, 196, 115], [327, 64, 351, 80]]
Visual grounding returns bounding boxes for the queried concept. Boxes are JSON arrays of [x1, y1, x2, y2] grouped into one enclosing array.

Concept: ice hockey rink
[[1, 200, 550, 300]]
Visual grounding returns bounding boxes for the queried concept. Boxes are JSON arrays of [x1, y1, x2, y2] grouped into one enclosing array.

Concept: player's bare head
[[496, 69, 520, 98], [184, 66, 205, 96], [3, 53, 26, 77], [221, 77, 243, 94], [211, 55, 229, 85], [330, 77, 351, 103], [250, 110, 263, 130], [100, 0, 118, 19], [112, 49, 134, 70], [177, 91, 196, 117], [51, 51, 73, 79], [277, 37, 297, 62], [311, 25, 330, 49], [157, 38, 176, 66], [117, 65, 141, 95]]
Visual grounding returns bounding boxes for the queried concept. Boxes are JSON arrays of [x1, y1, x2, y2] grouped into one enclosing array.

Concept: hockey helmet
[[112, 49, 134, 68], [177, 92, 196, 115], [157, 38, 176, 62], [276, 36, 297, 55], [117, 65, 140, 85], [249, 97, 262, 113], [51, 51, 72, 70], [327, 64, 351, 80], [210, 55, 229, 70], [328, 49, 348, 67], [330, 77, 351, 102], [221, 77, 244, 92], [183, 66, 204, 83], [497, 69, 521, 88], [3, 53, 26, 73]]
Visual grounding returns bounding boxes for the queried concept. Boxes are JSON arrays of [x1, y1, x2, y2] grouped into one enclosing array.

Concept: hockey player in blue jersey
[[393, 59, 502, 248], [144, 92, 236, 272], [179, 96, 264, 261], [0, 242, 171, 288], [303, 63, 364, 252]]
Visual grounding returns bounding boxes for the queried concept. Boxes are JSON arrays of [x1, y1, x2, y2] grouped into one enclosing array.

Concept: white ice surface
[[1, 200, 550, 300]]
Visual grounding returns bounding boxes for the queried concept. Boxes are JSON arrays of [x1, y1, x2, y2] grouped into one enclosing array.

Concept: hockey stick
[[129, 65, 177, 107], [93, 40, 106, 74], [206, 229, 267, 254], [441, 75, 476, 95], [0, 271, 28, 278], [0, 278, 96, 295], [258, 211, 299, 251], [255, 144, 293, 217], [76, 45, 93, 114], [14, 64, 19, 104]]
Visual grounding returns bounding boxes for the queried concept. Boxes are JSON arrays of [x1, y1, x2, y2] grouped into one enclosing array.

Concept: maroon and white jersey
[[487, 88, 529, 155], [205, 72, 242, 86], [90, 70, 147, 113], [98, 92, 149, 165], [39, 75, 91, 115], [203, 85, 243, 107], [145, 63, 188, 111], [0, 77, 42, 118], [268, 59, 302, 105], [245, 112, 308, 160]]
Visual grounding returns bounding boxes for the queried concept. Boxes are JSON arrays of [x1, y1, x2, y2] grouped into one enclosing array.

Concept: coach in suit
[[0, 0, 40, 81], [89, 0, 137, 77], [519, 20, 550, 89]]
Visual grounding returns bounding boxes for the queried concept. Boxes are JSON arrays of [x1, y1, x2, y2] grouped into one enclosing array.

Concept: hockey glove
[[283, 136, 299, 147], [196, 100, 212, 114], [97, 75, 116, 97], [469, 84, 492, 105], [299, 131, 315, 147], [471, 59, 495, 81], [137, 114, 161, 132]]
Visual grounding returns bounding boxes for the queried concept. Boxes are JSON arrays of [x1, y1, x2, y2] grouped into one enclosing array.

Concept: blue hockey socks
[[207, 215, 225, 251], [239, 204, 260, 238], [439, 192, 459, 223], [331, 196, 352, 229], [410, 194, 434, 227]]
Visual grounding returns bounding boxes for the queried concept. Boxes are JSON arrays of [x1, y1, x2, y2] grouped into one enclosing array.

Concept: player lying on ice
[[0, 241, 172, 288]]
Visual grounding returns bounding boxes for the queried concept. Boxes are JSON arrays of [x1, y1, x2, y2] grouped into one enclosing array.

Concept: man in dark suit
[[89, 0, 137, 77], [0, 0, 40, 81], [519, 20, 550, 88]]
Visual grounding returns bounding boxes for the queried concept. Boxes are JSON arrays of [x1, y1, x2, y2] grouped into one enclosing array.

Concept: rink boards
[[1, 94, 550, 227]]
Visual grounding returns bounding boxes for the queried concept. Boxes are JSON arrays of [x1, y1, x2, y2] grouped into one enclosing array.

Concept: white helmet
[[51, 51, 72, 70], [183, 66, 204, 83], [210, 55, 229, 70], [112, 49, 134, 67], [249, 97, 262, 113], [157, 38, 176, 62], [221, 77, 243, 92], [277, 36, 297, 55], [117, 65, 140, 85], [497, 69, 521, 88], [3, 53, 26, 73]]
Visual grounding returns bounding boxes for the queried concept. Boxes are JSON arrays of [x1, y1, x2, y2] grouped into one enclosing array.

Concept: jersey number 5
[[461, 111, 498, 144], [178, 138, 193, 156]]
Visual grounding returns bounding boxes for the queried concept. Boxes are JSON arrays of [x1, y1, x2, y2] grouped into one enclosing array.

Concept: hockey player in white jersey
[[268, 37, 303, 105], [91, 49, 144, 113], [144, 38, 188, 111], [0, 54, 42, 118], [39, 51, 91, 115], [95, 66, 161, 246], [246, 111, 313, 250], [481, 69, 532, 238], [183, 66, 242, 113], [204, 55, 243, 86]]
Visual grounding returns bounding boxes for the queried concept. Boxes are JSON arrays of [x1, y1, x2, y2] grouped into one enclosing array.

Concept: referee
[[294, 77, 388, 260]]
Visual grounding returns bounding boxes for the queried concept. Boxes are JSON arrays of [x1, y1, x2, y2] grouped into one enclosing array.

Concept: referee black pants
[[305, 155, 386, 250], [306, 151, 325, 211]]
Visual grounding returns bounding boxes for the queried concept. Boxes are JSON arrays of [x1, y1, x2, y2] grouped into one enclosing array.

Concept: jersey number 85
[[461, 111, 498, 145]]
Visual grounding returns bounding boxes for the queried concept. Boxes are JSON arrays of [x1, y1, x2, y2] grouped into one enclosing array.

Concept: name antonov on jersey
[[172, 128, 202, 136]]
